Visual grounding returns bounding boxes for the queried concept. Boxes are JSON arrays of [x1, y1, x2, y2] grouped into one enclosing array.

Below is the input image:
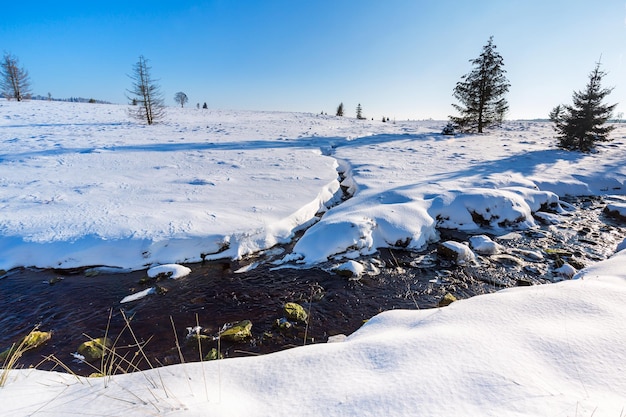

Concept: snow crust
[[1, 100, 625, 270], [2, 100, 626, 416]]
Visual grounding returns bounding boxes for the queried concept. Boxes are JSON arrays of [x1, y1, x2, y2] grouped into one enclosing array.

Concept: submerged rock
[[284, 302, 308, 323], [204, 348, 223, 361], [0, 330, 52, 362], [77, 337, 112, 361], [219, 320, 253, 342]]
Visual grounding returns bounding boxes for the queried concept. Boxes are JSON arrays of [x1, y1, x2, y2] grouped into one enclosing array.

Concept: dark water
[[1, 196, 624, 376]]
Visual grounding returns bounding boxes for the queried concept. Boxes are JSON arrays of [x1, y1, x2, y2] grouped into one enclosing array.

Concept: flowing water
[[1, 196, 624, 376]]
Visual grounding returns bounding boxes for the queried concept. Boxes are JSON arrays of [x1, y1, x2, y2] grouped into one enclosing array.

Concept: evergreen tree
[[126, 55, 165, 125], [0, 53, 31, 101], [550, 62, 617, 152], [450, 36, 510, 133], [356, 103, 364, 120], [336, 102, 344, 117]]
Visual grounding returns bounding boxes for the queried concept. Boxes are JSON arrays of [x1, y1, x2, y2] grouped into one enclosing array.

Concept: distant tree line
[[1, 44, 619, 150]]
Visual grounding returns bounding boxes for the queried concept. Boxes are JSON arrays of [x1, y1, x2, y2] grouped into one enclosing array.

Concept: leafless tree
[[174, 91, 188, 108], [126, 55, 165, 125], [1, 53, 31, 101]]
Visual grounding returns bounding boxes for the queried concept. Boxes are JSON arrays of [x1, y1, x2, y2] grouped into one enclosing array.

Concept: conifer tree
[[1, 53, 31, 101], [550, 62, 617, 152], [336, 102, 344, 117], [450, 36, 510, 133], [356, 103, 364, 120], [126, 55, 165, 125]]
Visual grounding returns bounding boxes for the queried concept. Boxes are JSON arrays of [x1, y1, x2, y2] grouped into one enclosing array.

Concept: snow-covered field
[[1, 100, 626, 416]]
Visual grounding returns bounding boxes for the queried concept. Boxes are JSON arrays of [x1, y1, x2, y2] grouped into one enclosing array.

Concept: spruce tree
[[450, 36, 510, 133], [550, 62, 617, 152], [336, 102, 344, 117], [356, 103, 364, 120]]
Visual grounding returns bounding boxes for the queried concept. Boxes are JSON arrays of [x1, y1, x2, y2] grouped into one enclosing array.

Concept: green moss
[[22, 331, 52, 348], [284, 302, 308, 323], [0, 330, 51, 363], [220, 320, 252, 342], [204, 348, 223, 361], [545, 248, 572, 257], [77, 337, 112, 361], [438, 293, 457, 307]]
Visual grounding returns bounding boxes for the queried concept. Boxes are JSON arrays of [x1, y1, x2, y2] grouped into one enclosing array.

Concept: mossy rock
[[204, 348, 223, 361], [77, 337, 112, 361], [186, 333, 212, 347], [284, 302, 308, 323], [545, 248, 572, 257], [22, 330, 52, 348], [219, 320, 252, 342], [0, 330, 52, 362], [438, 293, 457, 307]]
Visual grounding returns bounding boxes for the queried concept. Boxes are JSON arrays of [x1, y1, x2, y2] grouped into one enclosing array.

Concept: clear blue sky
[[2, 0, 625, 120]]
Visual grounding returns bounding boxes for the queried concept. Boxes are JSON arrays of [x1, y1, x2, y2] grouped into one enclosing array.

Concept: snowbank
[[3, 251, 626, 416], [1, 101, 625, 270]]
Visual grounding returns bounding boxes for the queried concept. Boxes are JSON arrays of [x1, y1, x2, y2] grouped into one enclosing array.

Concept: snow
[[119, 286, 156, 304], [1, 101, 625, 271], [334, 259, 365, 278], [2, 100, 626, 416], [439, 240, 477, 264], [147, 263, 192, 279], [469, 234, 501, 255]]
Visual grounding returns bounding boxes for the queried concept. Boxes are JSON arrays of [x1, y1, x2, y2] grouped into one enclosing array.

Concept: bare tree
[[174, 91, 188, 108], [1, 53, 31, 101], [126, 55, 165, 125]]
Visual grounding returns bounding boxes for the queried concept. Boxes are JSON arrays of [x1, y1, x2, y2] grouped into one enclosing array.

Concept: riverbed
[[1, 196, 624, 376]]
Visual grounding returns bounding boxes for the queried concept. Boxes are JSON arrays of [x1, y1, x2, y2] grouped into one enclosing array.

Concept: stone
[[437, 241, 476, 264], [0, 330, 52, 362], [204, 348, 223, 361], [555, 263, 577, 279], [77, 337, 112, 362], [284, 302, 308, 323], [469, 235, 500, 255], [219, 320, 252, 342], [438, 293, 457, 307], [334, 260, 365, 279]]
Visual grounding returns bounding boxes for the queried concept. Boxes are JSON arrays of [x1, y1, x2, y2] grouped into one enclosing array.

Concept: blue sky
[[2, 0, 625, 120]]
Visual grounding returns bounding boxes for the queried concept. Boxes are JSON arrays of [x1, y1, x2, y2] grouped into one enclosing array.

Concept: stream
[[1, 195, 624, 376]]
